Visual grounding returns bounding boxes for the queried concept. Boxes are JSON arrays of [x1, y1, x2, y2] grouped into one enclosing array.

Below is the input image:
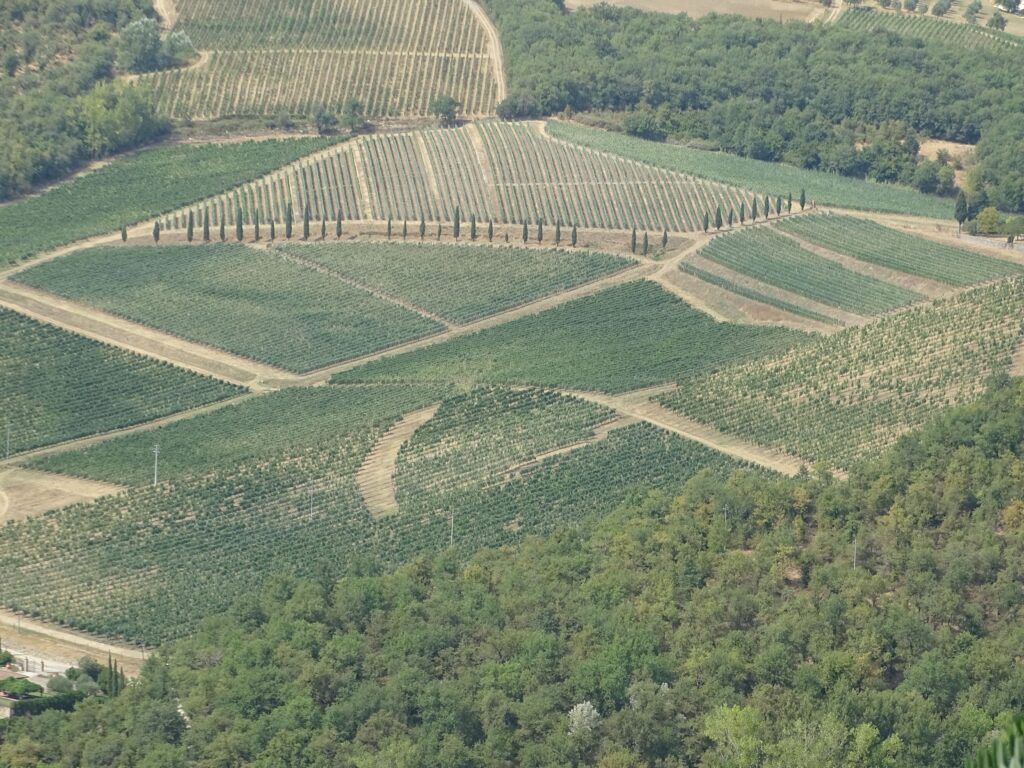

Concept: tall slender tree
[[420, 216, 426, 241], [739, 202, 746, 225], [487, 220, 494, 242], [764, 195, 771, 218], [571, 224, 578, 247], [302, 204, 311, 240], [220, 217, 226, 242], [955, 191, 969, 233], [555, 221, 561, 245], [386, 218, 392, 240], [235, 207, 243, 242], [799, 188, 806, 211], [321, 218, 327, 240], [642, 232, 649, 256], [776, 196, 783, 217], [121, 224, 128, 243], [186, 210, 194, 243], [402, 220, 408, 240], [786, 192, 793, 213], [715, 205, 723, 230], [203, 210, 210, 242], [751, 198, 759, 221], [536, 219, 543, 243], [453, 207, 461, 240], [471, 214, 477, 241], [336, 212, 343, 239], [662, 228, 668, 248], [254, 210, 260, 241], [285, 203, 293, 239], [270, 219, 276, 241], [702, 212, 710, 232], [152, 221, 160, 243], [630, 227, 637, 254], [522, 221, 528, 244]]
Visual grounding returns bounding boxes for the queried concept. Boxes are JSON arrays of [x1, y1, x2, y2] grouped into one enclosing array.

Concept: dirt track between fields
[[463, 0, 508, 103], [358, 404, 441, 518]]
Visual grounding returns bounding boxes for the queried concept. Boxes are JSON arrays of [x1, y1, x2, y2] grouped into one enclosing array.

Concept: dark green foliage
[[662, 228, 668, 248], [800, 188, 807, 210], [386, 218, 392, 240], [641, 232, 649, 256], [286, 203, 294, 239], [152, 221, 160, 243], [202, 209, 210, 242], [522, 221, 528, 244], [120, 224, 128, 243], [269, 219, 275, 241], [572, 224, 579, 247], [303, 204, 311, 240], [751, 197, 759, 220], [235, 207, 243, 242], [537, 219, 543, 243], [453, 207, 461, 239], [630, 227, 637, 253], [253, 209, 260, 242], [219, 217, 226, 242], [554, 220, 561, 245], [336, 212, 343, 239], [702, 212, 709, 232], [471, 214, 477, 241], [420, 216, 427, 241], [488, 219, 494, 242], [714, 206, 722, 230], [186, 210, 194, 243]]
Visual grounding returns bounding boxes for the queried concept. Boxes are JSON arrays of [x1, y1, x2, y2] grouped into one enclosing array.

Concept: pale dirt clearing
[[0, 469, 123, 522], [359, 404, 441, 518], [0, 609, 146, 677], [561, 385, 829, 478], [565, 0, 820, 21], [152, 0, 177, 28], [0, 281, 285, 388], [774, 229, 955, 299]]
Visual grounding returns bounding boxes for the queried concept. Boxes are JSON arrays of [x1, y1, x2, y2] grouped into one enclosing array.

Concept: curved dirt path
[[153, 0, 177, 28], [462, 0, 508, 105], [358, 404, 441, 518]]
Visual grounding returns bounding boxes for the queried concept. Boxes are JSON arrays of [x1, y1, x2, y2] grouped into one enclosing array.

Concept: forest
[[484, 0, 1024, 209], [3, 376, 1023, 767]]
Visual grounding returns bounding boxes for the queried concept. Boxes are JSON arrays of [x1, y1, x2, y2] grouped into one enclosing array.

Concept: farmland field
[[164, 122, 760, 234], [13, 245, 442, 373], [0, 308, 239, 456], [0, 138, 331, 268], [661, 279, 1024, 468], [332, 281, 808, 392], [0, 392, 746, 643], [698, 228, 924, 315], [545, 121, 954, 219], [290, 241, 631, 323], [145, 0, 502, 119], [31, 384, 449, 486], [838, 6, 1021, 50], [776, 214, 1023, 286]]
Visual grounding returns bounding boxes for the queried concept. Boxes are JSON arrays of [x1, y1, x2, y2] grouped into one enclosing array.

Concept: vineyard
[[661, 279, 1024, 468], [0, 138, 330, 267], [14, 245, 441, 373], [837, 7, 1021, 50], [545, 121, 953, 220], [0, 406, 746, 643], [161, 122, 763, 234], [333, 281, 807, 393], [144, 0, 502, 119], [696, 228, 924, 316], [291, 241, 630, 324], [776, 214, 1023, 286], [31, 384, 449, 486], [0, 308, 239, 456]]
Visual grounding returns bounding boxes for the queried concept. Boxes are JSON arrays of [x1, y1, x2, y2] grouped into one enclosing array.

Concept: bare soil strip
[[563, 385, 823, 478], [774, 229, 954, 299], [0, 609, 146, 677], [0, 393, 256, 470], [358, 404, 441, 518], [152, 0, 177, 28], [0, 281, 284, 388], [0, 469, 123, 522]]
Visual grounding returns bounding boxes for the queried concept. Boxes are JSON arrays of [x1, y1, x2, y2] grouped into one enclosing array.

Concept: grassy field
[[146, 0, 501, 119], [0, 308, 239, 456], [163, 122, 760, 234], [333, 281, 808, 392], [776, 214, 1023, 286], [0, 138, 331, 267], [546, 121, 954, 220], [290, 241, 631, 323], [14, 245, 442, 373], [0, 415, 745, 644], [661, 279, 1024, 468], [698, 228, 923, 315], [31, 384, 449, 485]]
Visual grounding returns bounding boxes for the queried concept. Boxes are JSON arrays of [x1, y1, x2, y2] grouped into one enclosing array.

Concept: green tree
[[740, 202, 746, 224], [430, 95, 461, 127], [642, 231, 649, 256], [955, 191, 969, 232], [522, 221, 528, 244], [202, 210, 210, 242], [321, 218, 327, 240], [752, 197, 760, 220], [402, 220, 408, 240], [764, 194, 771, 217], [976, 206, 1002, 234], [152, 221, 160, 243], [121, 224, 128, 243], [702, 211, 710, 232], [537, 219, 544, 242], [420, 216, 426, 241], [776, 196, 783, 217], [471, 214, 477, 241], [555, 220, 561, 245], [453, 207, 461, 240], [715, 205, 723, 230], [341, 99, 365, 134], [787, 192, 793, 213], [254, 209, 260, 241], [186, 210, 194, 243], [303, 205, 311, 240], [269, 219, 275, 241], [219, 217, 226, 242], [285, 203, 293, 239], [336, 213, 343, 239], [488, 220, 494, 242], [386, 218, 392, 240], [313, 109, 338, 136], [631, 227, 637, 254], [235, 208, 243, 242], [119, 18, 161, 73], [662, 228, 668, 248], [728, 209, 735, 227], [800, 189, 807, 211], [572, 224, 579, 247]]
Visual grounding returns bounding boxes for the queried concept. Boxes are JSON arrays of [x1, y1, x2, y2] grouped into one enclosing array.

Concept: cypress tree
[[728, 209, 735, 228], [235, 208, 243, 242], [336, 212, 343, 239], [470, 214, 477, 241], [799, 188, 806, 211], [751, 198, 759, 221], [536, 219, 543, 243], [776, 196, 783, 217], [715, 205, 723, 230], [302, 205, 310, 240], [642, 232, 649, 256], [702, 212, 709, 233], [270, 219, 276, 241], [220, 217, 226, 242], [786, 192, 793, 213], [571, 224, 578, 247], [955, 191, 969, 232], [453, 207, 461, 240], [321, 218, 327, 240], [420, 216, 426, 241], [402, 220, 408, 240], [386, 218, 392, 240], [186, 210, 194, 243], [487, 220, 494, 242], [555, 221, 561, 246], [522, 221, 528, 244], [152, 221, 160, 243], [285, 203, 293, 239], [121, 224, 128, 243], [203, 210, 210, 242], [254, 210, 260, 241], [436, 222, 442, 240], [739, 202, 746, 225], [630, 227, 637, 254], [764, 195, 771, 218], [662, 228, 668, 249]]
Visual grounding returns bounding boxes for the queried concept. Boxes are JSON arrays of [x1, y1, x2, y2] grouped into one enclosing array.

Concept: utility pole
[[152, 444, 160, 486]]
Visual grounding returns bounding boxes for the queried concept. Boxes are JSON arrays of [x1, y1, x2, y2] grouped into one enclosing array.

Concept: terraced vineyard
[[31, 384, 449, 486], [0, 138, 330, 267], [145, 0, 502, 119], [161, 122, 762, 234], [333, 281, 808, 392], [545, 121, 953, 220], [0, 398, 746, 643], [0, 309, 239, 456], [697, 228, 924, 315], [662, 279, 1024, 468], [838, 7, 1021, 50], [776, 214, 1023, 286], [14, 245, 441, 373], [291, 241, 631, 323]]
